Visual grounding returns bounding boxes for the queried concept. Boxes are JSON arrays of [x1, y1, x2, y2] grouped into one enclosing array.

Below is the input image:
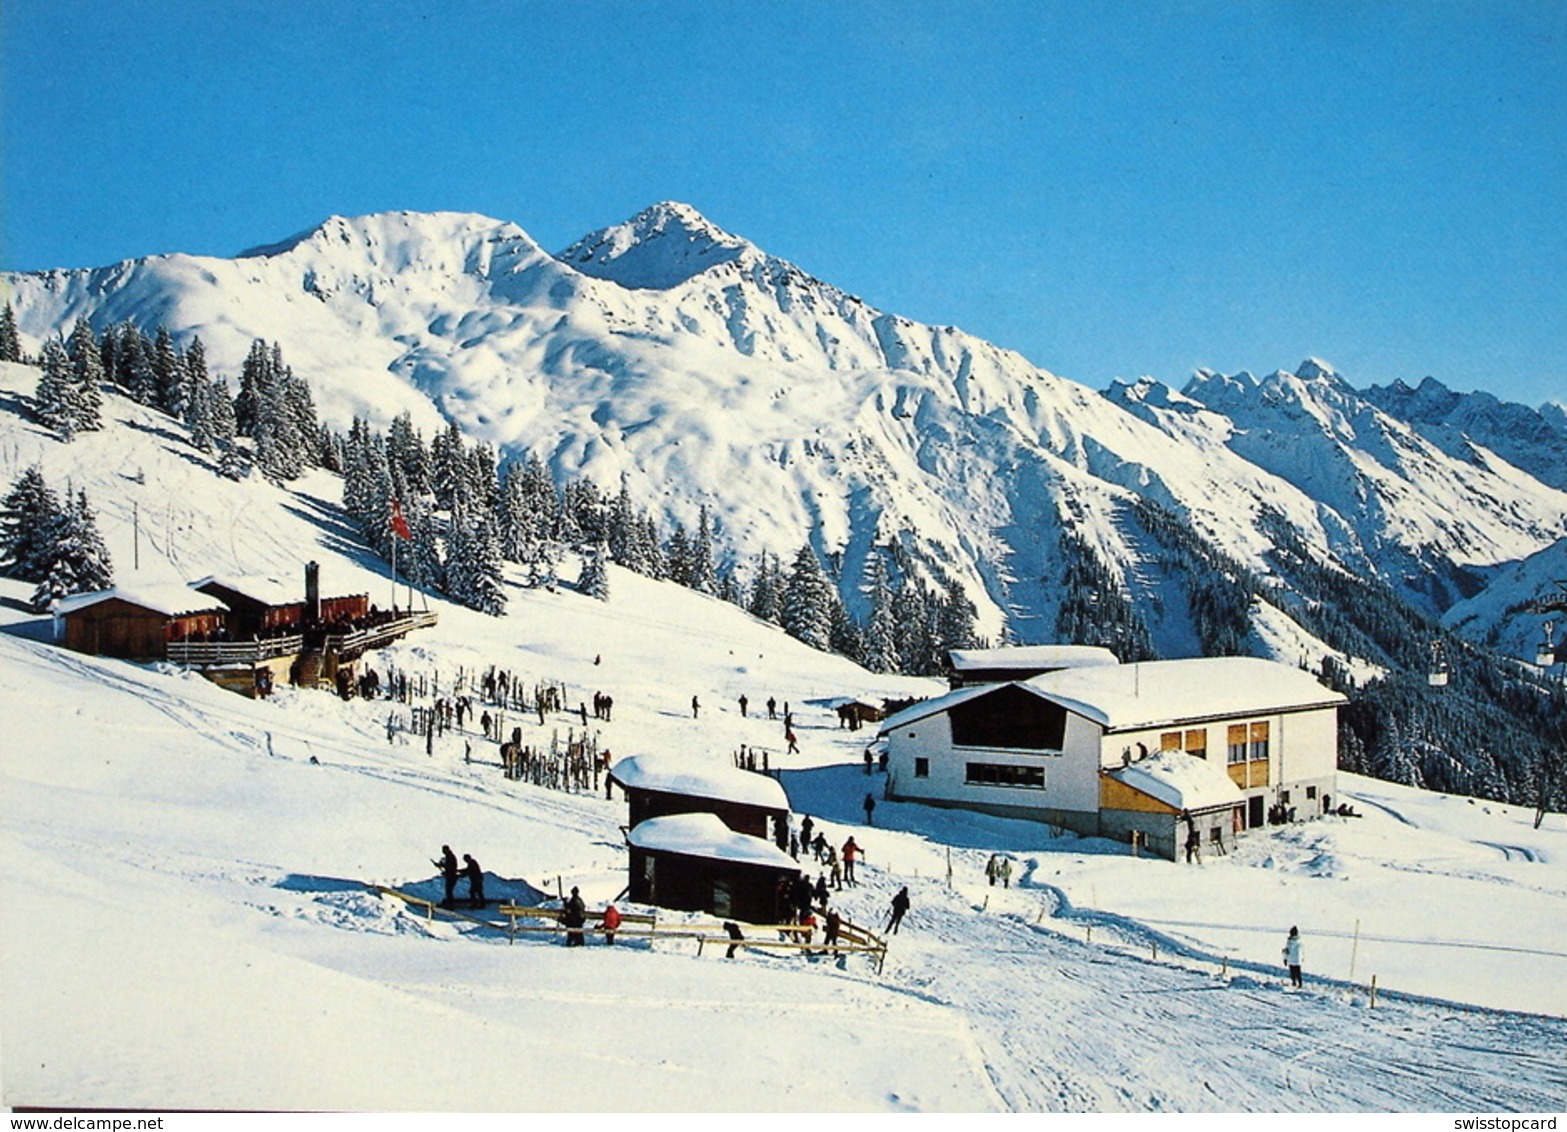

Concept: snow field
[[1, 364, 1564, 1111]]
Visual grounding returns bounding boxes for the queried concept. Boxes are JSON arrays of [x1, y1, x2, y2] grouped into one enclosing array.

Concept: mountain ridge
[[5, 205, 1565, 657]]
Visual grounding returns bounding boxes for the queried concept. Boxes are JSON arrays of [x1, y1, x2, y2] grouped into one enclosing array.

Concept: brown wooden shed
[[627, 813, 802, 923], [55, 586, 229, 660], [609, 754, 789, 841]]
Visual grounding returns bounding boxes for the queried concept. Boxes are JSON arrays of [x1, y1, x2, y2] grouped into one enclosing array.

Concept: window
[[914, 757, 930, 778], [1250, 721, 1270, 761], [965, 762, 1045, 789], [1185, 729, 1207, 759], [1280, 789, 1291, 805], [950, 685, 1068, 750], [1161, 731, 1183, 752], [1306, 785, 1317, 800], [1227, 724, 1249, 764]]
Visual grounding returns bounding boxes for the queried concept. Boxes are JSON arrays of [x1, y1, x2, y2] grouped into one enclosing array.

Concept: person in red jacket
[[602, 903, 623, 946], [841, 837, 862, 886]]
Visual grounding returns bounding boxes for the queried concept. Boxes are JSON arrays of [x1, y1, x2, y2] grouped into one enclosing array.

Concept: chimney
[[305, 561, 321, 623]]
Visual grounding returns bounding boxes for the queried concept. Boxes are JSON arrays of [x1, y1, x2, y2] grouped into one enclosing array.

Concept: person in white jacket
[[1283, 926, 1303, 987]]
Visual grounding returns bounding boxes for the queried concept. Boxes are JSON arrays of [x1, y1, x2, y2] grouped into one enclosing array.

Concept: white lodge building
[[879, 656, 1346, 861]]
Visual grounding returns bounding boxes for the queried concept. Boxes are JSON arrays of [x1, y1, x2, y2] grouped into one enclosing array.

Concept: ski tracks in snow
[[866, 874, 1566, 1112]]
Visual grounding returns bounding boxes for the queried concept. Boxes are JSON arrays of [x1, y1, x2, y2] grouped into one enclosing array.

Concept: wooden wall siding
[[626, 789, 779, 840], [1099, 773, 1179, 815], [1226, 759, 1270, 788], [627, 848, 796, 923]]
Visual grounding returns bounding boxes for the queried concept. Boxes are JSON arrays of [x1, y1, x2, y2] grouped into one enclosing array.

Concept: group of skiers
[[433, 844, 486, 910]]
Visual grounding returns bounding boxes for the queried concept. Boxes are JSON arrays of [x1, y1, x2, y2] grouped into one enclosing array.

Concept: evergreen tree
[[748, 551, 783, 624], [690, 505, 717, 594], [64, 322, 104, 434], [152, 326, 184, 417], [862, 552, 901, 673], [0, 465, 63, 581], [207, 376, 238, 453], [446, 499, 507, 615], [0, 303, 21, 363], [937, 580, 981, 653], [578, 541, 610, 601], [664, 522, 692, 588], [781, 544, 834, 651], [29, 488, 113, 610], [34, 338, 83, 440]]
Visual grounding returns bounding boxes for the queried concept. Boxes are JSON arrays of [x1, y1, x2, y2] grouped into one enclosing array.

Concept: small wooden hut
[[55, 586, 228, 660], [627, 813, 802, 923], [610, 754, 788, 840]]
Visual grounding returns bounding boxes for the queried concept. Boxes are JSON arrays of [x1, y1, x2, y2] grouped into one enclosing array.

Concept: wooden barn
[[54, 586, 228, 660], [609, 754, 789, 841], [627, 812, 802, 923]]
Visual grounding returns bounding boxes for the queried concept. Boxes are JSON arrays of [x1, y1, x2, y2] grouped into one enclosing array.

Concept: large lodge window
[[949, 685, 1068, 750], [965, 762, 1045, 789], [1249, 721, 1270, 761], [1227, 724, 1248, 765]]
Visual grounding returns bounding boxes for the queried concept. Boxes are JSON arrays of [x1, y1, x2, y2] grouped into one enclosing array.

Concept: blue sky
[[4, 1, 1564, 406]]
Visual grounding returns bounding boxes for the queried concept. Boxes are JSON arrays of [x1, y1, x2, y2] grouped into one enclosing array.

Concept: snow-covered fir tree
[[0, 303, 21, 363], [0, 465, 61, 581], [861, 552, 901, 672], [577, 541, 610, 601], [445, 497, 507, 615], [34, 338, 83, 440], [781, 544, 834, 651], [29, 488, 114, 611], [64, 321, 106, 435]]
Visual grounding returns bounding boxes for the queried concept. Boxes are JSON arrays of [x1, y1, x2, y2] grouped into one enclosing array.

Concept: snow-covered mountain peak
[[237, 210, 549, 275], [1295, 357, 1340, 383], [556, 200, 757, 290]]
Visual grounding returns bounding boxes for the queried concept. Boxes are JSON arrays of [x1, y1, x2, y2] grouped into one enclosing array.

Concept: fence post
[[1370, 975, 1378, 1008]]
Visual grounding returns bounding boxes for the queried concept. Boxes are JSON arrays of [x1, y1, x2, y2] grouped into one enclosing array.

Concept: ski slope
[[0, 365, 1564, 1112]]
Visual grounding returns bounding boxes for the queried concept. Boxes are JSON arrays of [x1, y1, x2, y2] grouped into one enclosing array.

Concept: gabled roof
[[948, 645, 1120, 672], [878, 683, 1000, 733], [190, 574, 303, 608], [1025, 657, 1346, 732], [882, 656, 1345, 737], [610, 754, 788, 812], [54, 585, 226, 619], [1106, 750, 1245, 812], [628, 812, 800, 869]]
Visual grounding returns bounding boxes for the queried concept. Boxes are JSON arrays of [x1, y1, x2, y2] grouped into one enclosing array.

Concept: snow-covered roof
[[1026, 657, 1346, 732], [878, 683, 999, 733], [610, 754, 788, 811], [54, 584, 226, 619], [948, 645, 1120, 672], [189, 574, 303, 608], [628, 813, 800, 870], [1107, 751, 1245, 813]]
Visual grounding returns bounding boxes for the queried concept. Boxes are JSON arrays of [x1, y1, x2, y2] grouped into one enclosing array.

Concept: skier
[[841, 837, 861, 885], [692, 695, 700, 719], [738, 694, 749, 718], [813, 873, 829, 910], [602, 903, 622, 946], [462, 853, 485, 909], [824, 908, 842, 950], [785, 726, 799, 755], [998, 857, 1012, 889], [863, 792, 876, 825], [1283, 926, 1303, 987], [986, 854, 1000, 886], [434, 844, 459, 908], [801, 815, 814, 848], [563, 886, 588, 947], [767, 696, 777, 720], [886, 886, 911, 934]]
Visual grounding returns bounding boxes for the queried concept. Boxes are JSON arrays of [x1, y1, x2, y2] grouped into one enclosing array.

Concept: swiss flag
[[389, 499, 412, 540]]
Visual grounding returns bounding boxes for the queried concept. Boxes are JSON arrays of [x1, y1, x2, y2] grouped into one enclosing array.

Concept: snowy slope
[[1, 368, 1564, 1112], [11, 207, 1566, 658]]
